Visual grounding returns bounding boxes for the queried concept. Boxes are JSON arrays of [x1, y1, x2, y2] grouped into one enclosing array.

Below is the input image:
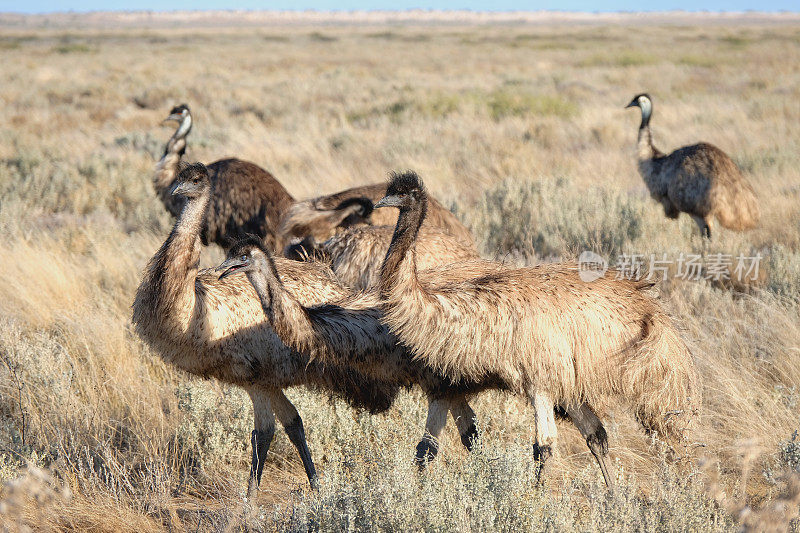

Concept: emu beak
[[374, 194, 402, 209], [216, 258, 247, 280], [625, 100, 637, 109], [170, 182, 190, 197], [163, 113, 182, 124]]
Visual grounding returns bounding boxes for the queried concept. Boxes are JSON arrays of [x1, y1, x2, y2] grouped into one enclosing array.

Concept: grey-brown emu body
[[627, 93, 760, 238], [376, 171, 700, 485], [277, 182, 475, 251], [133, 163, 398, 495], [219, 236, 503, 466], [155, 104, 295, 251], [285, 224, 480, 291]]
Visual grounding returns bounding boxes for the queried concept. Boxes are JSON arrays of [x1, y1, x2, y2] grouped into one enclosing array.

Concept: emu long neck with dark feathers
[[154, 110, 193, 217], [133, 164, 209, 342], [227, 242, 397, 372], [379, 177, 427, 302], [245, 250, 318, 355]]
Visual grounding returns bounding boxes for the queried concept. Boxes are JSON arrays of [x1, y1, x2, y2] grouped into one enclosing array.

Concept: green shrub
[[274, 440, 729, 532], [465, 176, 653, 259], [487, 90, 577, 120], [765, 244, 800, 301], [175, 383, 252, 471]]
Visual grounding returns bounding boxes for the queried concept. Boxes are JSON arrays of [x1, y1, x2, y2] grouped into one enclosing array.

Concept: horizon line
[[2, 8, 800, 15]]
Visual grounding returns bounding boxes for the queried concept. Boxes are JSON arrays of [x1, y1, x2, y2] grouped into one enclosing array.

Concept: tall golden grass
[[0, 14, 799, 531]]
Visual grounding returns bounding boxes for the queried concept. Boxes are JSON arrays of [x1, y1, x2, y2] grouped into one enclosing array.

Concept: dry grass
[[0, 13, 799, 532]]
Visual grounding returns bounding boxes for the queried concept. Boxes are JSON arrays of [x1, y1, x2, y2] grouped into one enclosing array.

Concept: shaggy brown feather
[[225, 237, 500, 395], [378, 171, 700, 451], [154, 105, 295, 251], [219, 236, 505, 465], [285, 224, 481, 291], [277, 182, 475, 250], [628, 94, 760, 237]]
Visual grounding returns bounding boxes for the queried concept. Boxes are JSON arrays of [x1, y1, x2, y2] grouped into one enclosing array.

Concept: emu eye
[[240, 254, 247, 261]]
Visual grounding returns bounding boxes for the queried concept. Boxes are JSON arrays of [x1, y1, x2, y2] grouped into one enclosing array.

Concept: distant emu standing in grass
[[626, 93, 760, 239], [133, 162, 399, 496], [375, 171, 700, 486]]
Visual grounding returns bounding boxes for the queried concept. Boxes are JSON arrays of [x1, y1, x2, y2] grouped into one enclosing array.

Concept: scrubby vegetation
[[0, 14, 799, 531]]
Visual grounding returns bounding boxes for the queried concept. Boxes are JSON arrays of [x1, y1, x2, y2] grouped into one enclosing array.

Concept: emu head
[[284, 236, 323, 262], [171, 162, 210, 198], [164, 104, 192, 138], [625, 93, 652, 125], [374, 171, 426, 211], [333, 197, 374, 228], [217, 235, 278, 281]]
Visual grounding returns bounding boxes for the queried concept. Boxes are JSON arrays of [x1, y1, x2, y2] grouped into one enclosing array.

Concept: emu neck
[[154, 122, 190, 216], [636, 103, 660, 160], [637, 124, 660, 161], [246, 259, 317, 355], [175, 115, 192, 140], [137, 188, 209, 334], [380, 198, 426, 302]]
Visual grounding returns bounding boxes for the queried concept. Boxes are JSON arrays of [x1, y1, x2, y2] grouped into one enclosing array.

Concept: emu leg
[[566, 403, 613, 488], [246, 389, 276, 498], [416, 397, 449, 468], [272, 390, 318, 489], [690, 215, 712, 240], [530, 391, 558, 482], [450, 397, 479, 451]]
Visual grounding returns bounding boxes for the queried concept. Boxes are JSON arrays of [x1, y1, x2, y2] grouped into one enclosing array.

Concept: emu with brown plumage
[[375, 170, 700, 486], [133, 162, 398, 496], [154, 104, 294, 251], [626, 93, 760, 239], [217, 235, 501, 468]]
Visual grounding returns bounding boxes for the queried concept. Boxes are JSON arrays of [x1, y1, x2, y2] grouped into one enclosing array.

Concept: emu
[[626, 93, 760, 239], [217, 235, 503, 467], [277, 182, 475, 251], [155, 104, 295, 251], [284, 224, 480, 291], [157, 105, 473, 252], [133, 162, 399, 495], [375, 171, 700, 485]]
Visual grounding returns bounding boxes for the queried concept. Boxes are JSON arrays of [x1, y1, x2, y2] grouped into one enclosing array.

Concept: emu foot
[[460, 423, 479, 451], [532, 443, 552, 483], [415, 438, 439, 469]]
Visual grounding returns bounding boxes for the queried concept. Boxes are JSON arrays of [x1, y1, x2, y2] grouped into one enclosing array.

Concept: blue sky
[[1, 0, 797, 13]]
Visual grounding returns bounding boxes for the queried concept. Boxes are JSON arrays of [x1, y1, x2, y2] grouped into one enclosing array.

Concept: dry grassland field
[[0, 10, 799, 532]]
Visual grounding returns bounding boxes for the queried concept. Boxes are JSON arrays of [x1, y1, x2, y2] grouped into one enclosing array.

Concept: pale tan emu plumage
[[277, 182, 475, 251], [155, 104, 295, 251], [285, 224, 481, 291], [132, 163, 398, 495], [218, 235, 504, 465], [376, 171, 700, 483], [626, 93, 760, 238]]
